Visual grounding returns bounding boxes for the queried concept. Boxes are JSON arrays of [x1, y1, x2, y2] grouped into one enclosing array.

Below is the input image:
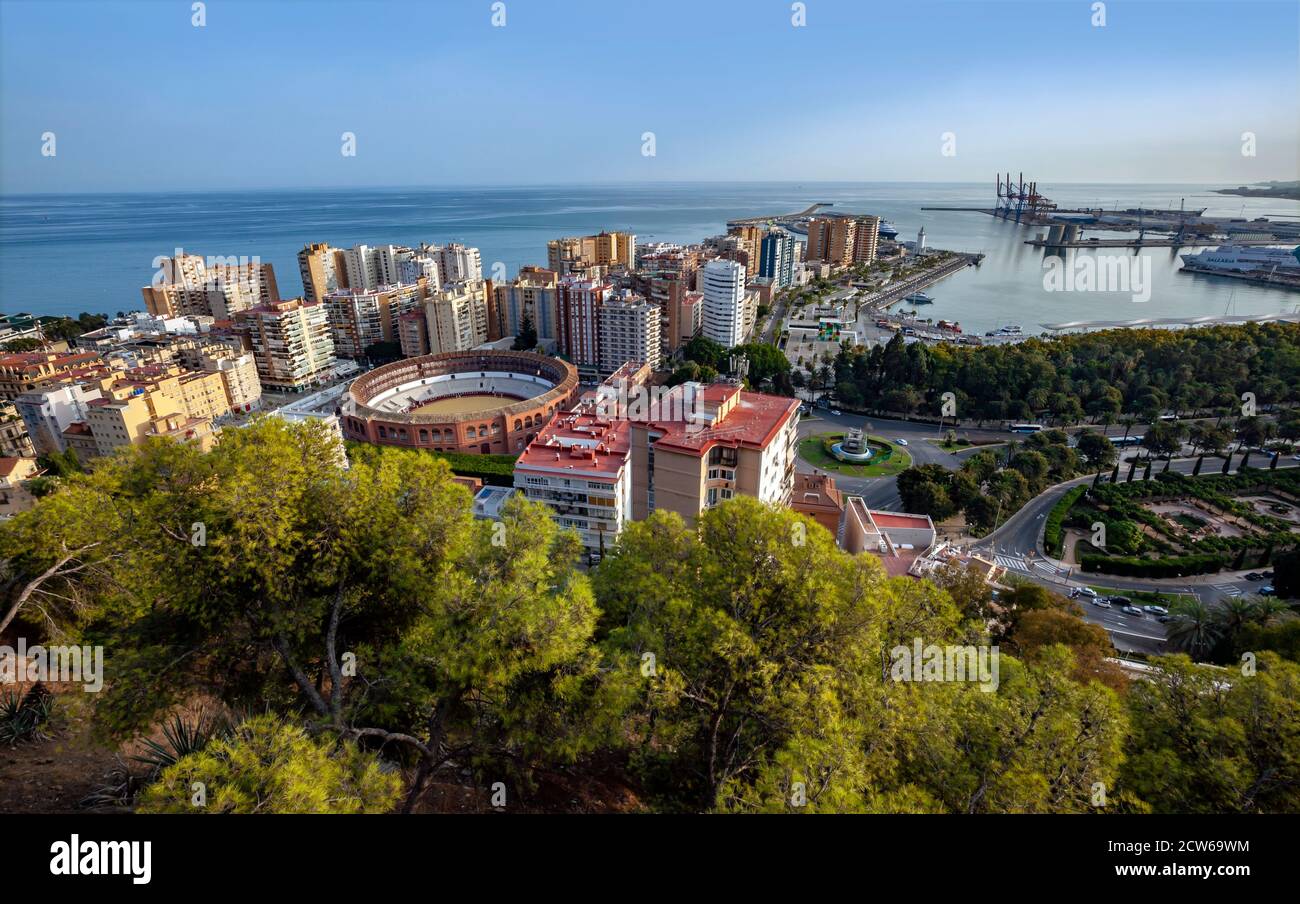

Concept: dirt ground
[[0, 689, 122, 814]]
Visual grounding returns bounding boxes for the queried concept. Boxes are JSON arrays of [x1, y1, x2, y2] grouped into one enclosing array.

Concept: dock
[[1026, 236, 1288, 249], [857, 252, 984, 312]]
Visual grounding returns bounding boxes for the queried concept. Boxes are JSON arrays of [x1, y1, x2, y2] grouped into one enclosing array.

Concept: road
[[797, 409, 1297, 653]]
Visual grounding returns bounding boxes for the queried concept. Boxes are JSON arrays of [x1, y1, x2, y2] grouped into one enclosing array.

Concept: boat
[[878, 220, 900, 240], [1179, 244, 1300, 274], [985, 325, 1023, 337], [903, 292, 934, 304]]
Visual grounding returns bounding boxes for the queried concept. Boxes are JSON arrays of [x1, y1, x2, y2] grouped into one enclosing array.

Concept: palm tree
[[1119, 415, 1137, 445], [1166, 598, 1222, 660], [1212, 597, 1258, 649]]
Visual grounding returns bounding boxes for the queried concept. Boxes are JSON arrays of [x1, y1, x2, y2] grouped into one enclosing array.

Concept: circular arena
[[339, 350, 579, 454]]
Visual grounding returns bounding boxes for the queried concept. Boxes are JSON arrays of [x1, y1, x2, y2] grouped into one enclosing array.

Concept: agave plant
[[0, 683, 55, 746], [80, 709, 234, 810]]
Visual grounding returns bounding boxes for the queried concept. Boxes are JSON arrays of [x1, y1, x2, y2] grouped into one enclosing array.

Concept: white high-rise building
[[699, 259, 746, 348], [428, 243, 482, 283]]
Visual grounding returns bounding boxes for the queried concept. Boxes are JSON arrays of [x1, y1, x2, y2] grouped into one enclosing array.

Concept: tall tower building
[[699, 259, 746, 348], [598, 291, 661, 375]]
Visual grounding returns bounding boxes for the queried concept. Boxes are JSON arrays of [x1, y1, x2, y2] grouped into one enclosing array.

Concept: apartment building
[[427, 281, 490, 354], [12, 385, 102, 454], [490, 268, 559, 345], [0, 456, 41, 518], [759, 230, 795, 288], [83, 382, 216, 458], [233, 298, 336, 391], [699, 259, 747, 347], [805, 216, 880, 267], [429, 242, 482, 283], [515, 366, 799, 553], [548, 231, 635, 276], [324, 282, 429, 359], [298, 242, 349, 303], [142, 252, 280, 319], [175, 346, 262, 413], [0, 400, 37, 457], [597, 291, 661, 375], [556, 275, 612, 379], [0, 351, 103, 400]]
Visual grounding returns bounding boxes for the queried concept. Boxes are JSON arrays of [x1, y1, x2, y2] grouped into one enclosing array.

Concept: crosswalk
[[992, 553, 1068, 578], [1210, 583, 1243, 597]]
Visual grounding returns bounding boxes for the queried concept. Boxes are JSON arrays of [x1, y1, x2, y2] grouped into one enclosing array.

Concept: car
[[1245, 572, 1264, 581], [1121, 605, 1145, 617], [1293, 453, 1300, 461], [1090, 597, 1112, 609], [1107, 595, 1132, 606], [1158, 615, 1173, 623], [1260, 585, 1277, 596], [1142, 604, 1169, 616], [896, 438, 909, 446], [829, 409, 842, 416], [1070, 587, 1098, 599], [1262, 571, 1274, 580]]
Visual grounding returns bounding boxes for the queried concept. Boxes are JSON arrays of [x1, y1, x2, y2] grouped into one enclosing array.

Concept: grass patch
[[798, 433, 912, 478]]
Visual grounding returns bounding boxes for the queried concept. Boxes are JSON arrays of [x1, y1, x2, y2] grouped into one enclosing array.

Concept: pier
[[1026, 236, 1287, 249], [857, 252, 984, 312]]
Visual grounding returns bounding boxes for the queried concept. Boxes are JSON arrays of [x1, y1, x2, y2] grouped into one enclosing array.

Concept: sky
[[1, 0, 1297, 193]]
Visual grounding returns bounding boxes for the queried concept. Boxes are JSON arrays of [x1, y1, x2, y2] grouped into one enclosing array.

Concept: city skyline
[[2, 0, 1296, 193]]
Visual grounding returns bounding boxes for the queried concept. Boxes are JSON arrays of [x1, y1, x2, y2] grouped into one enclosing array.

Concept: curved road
[[797, 411, 1297, 653]]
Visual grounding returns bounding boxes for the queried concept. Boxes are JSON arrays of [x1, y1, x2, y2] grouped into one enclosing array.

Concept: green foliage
[[1079, 553, 1225, 578], [1120, 653, 1300, 813], [818, 322, 1300, 424], [1044, 486, 1087, 557], [512, 313, 538, 351], [426, 449, 518, 486], [0, 683, 54, 746], [137, 714, 402, 814]]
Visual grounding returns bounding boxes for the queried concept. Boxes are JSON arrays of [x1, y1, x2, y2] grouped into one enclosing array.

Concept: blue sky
[[2, 0, 1296, 192]]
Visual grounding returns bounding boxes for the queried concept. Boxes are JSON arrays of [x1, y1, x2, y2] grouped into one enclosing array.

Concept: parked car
[[1260, 585, 1277, 596], [1090, 597, 1112, 609], [1142, 604, 1169, 616], [1121, 605, 1145, 617], [1245, 572, 1264, 581], [896, 438, 909, 446]]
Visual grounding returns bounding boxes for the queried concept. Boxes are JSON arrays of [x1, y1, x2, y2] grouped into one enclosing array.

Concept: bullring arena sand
[[411, 393, 520, 415]]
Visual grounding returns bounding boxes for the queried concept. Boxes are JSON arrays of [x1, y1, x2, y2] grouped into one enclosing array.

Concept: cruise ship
[[878, 220, 900, 240], [1180, 245, 1300, 274]]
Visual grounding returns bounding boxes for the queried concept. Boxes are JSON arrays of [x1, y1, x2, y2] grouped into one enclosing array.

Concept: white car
[[1069, 587, 1098, 599], [1091, 597, 1112, 609], [830, 409, 842, 416], [896, 438, 909, 446]]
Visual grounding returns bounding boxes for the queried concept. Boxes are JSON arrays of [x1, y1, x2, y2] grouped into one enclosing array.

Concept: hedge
[[1044, 485, 1086, 558], [1079, 553, 1226, 578], [430, 450, 518, 487]]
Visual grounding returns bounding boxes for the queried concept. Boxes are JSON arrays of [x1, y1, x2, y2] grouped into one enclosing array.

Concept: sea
[[2, 182, 1297, 335]]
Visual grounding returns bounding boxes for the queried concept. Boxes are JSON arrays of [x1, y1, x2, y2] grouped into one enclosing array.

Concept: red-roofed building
[[515, 364, 799, 554], [843, 497, 936, 577]]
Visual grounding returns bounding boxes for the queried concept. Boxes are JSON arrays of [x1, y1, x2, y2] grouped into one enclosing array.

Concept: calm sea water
[[2, 182, 1297, 334]]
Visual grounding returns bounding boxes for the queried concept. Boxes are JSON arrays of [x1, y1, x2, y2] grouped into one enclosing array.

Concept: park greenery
[[819, 322, 1300, 427], [896, 429, 1082, 532], [1055, 469, 1300, 577], [1, 419, 1298, 813]]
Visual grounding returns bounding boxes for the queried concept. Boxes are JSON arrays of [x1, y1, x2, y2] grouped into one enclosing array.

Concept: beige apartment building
[[547, 231, 635, 276], [0, 400, 36, 457], [323, 282, 429, 359], [805, 216, 881, 267], [298, 242, 350, 303], [0, 351, 103, 400], [83, 381, 216, 457], [142, 252, 281, 320], [0, 456, 41, 518]]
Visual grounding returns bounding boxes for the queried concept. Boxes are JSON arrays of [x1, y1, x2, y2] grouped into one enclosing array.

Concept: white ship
[[1180, 244, 1300, 273]]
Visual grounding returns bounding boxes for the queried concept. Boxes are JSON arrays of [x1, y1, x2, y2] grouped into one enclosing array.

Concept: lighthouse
[[916, 226, 928, 254]]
